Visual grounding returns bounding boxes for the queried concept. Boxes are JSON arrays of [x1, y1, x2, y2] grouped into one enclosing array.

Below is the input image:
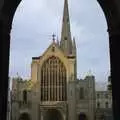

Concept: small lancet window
[[97, 102, 100, 108], [23, 90, 27, 104], [105, 102, 109, 108], [64, 37, 67, 40]]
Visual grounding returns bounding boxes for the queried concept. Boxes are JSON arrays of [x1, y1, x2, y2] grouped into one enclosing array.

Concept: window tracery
[[41, 56, 67, 101]]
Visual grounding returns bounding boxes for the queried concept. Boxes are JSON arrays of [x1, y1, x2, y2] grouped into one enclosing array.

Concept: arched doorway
[[78, 113, 87, 120], [19, 113, 31, 120], [44, 109, 63, 120]]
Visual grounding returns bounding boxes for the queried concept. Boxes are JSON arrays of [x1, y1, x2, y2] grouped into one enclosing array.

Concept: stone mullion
[[53, 60, 54, 101], [65, 70, 67, 101], [46, 64, 48, 101], [47, 62, 49, 101], [62, 67, 65, 101], [45, 63, 48, 101], [43, 67, 45, 101], [51, 60, 53, 101], [61, 65, 63, 101], [64, 69, 67, 101], [61, 63, 63, 101], [41, 70, 43, 101], [50, 60, 52, 101], [44, 64, 46, 101], [53, 60, 55, 101], [60, 63, 62, 101], [58, 61, 61, 101], [52, 60, 54, 101], [57, 59, 59, 101], [64, 68, 67, 101], [56, 59, 58, 101], [45, 64, 47, 101], [64, 69, 66, 101], [55, 65, 57, 101], [54, 60, 56, 101], [62, 67, 64, 101], [54, 59, 57, 101], [61, 66, 63, 101], [48, 61, 50, 101]]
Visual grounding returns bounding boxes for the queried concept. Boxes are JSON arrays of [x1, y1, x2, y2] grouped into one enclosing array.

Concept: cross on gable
[[52, 33, 56, 42]]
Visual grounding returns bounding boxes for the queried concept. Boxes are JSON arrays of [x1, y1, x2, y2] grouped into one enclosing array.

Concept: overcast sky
[[9, 0, 110, 84]]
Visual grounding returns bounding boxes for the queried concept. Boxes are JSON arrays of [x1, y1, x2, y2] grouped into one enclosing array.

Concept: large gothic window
[[41, 56, 67, 101]]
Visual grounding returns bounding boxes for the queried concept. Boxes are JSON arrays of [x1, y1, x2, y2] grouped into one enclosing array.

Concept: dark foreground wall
[[97, 0, 120, 120], [0, 0, 120, 120], [0, 1, 21, 120]]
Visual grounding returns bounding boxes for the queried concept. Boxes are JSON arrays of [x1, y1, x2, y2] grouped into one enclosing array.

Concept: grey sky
[[9, 0, 110, 84]]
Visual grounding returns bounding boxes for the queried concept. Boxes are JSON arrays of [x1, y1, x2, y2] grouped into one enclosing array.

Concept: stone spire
[[60, 0, 72, 56]]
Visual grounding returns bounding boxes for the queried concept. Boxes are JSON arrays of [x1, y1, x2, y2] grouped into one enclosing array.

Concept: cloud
[[10, 0, 110, 83]]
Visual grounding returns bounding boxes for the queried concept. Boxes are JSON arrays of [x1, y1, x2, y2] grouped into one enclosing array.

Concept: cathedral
[[11, 0, 112, 120]]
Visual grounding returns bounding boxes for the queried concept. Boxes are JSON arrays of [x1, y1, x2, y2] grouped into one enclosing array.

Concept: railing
[[40, 101, 67, 109]]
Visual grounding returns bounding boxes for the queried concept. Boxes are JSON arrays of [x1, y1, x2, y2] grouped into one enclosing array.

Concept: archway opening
[[19, 113, 31, 120], [78, 113, 87, 120], [8, 0, 111, 120], [44, 109, 63, 120]]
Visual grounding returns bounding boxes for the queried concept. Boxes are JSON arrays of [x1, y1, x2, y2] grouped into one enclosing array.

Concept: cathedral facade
[[11, 0, 112, 120]]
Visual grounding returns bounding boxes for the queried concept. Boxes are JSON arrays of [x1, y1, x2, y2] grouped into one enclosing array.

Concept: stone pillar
[[48, 65, 50, 101], [63, 114, 66, 120], [40, 111, 44, 120]]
